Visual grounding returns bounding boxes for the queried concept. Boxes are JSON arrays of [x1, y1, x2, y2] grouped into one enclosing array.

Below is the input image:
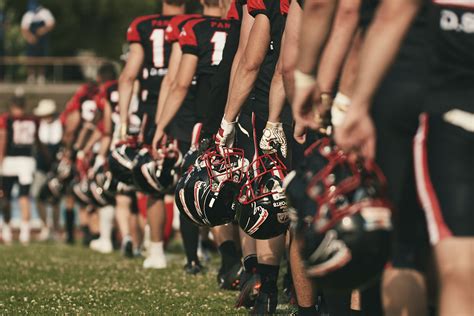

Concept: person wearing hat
[[33, 99, 63, 241], [0, 96, 38, 245]]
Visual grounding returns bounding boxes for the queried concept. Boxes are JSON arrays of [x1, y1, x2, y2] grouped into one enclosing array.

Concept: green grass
[[0, 242, 294, 315]]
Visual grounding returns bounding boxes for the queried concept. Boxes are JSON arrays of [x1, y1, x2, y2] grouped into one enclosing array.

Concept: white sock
[[20, 221, 30, 233], [149, 241, 164, 257], [99, 206, 115, 243]]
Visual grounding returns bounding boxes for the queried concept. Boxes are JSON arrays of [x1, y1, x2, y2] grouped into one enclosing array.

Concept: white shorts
[[1, 156, 36, 185]]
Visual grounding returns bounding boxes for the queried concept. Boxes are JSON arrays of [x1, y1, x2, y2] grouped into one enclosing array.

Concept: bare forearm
[[157, 84, 189, 131], [317, 0, 360, 93], [82, 129, 102, 154], [98, 135, 111, 157], [297, 0, 339, 74], [36, 24, 54, 37], [338, 29, 363, 96], [352, 1, 421, 110], [269, 58, 286, 123], [156, 74, 171, 124], [0, 131, 6, 161], [118, 76, 135, 125]]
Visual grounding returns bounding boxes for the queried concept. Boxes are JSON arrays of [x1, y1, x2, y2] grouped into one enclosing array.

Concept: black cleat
[[235, 272, 261, 309], [219, 263, 243, 291], [122, 239, 134, 258], [251, 291, 278, 315], [184, 261, 205, 275]]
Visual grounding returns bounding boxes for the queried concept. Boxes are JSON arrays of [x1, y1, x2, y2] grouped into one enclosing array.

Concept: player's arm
[[224, 4, 253, 113], [335, 0, 423, 159], [155, 54, 198, 136], [317, 0, 361, 93], [281, 0, 302, 102], [20, 14, 37, 44], [0, 117, 6, 165], [96, 101, 112, 161], [292, 0, 339, 141], [156, 42, 183, 124], [36, 10, 55, 37], [118, 43, 144, 139], [223, 14, 270, 123]]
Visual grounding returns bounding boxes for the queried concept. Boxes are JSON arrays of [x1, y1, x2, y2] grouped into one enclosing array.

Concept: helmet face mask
[[237, 154, 290, 240], [285, 137, 392, 290], [109, 141, 139, 185]]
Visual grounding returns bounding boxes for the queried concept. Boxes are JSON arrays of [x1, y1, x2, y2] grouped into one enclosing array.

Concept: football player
[[335, 0, 474, 315], [153, 0, 233, 274], [119, 0, 186, 269], [0, 96, 38, 245]]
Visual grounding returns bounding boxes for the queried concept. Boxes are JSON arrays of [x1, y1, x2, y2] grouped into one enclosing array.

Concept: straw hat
[[34, 99, 57, 117]]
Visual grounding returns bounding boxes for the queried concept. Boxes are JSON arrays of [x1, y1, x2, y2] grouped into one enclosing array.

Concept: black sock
[[257, 263, 279, 294], [322, 290, 352, 316], [219, 240, 240, 272], [298, 305, 319, 316], [243, 255, 258, 273], [65, 209, 75, 243], [179, 214, 200, 264]]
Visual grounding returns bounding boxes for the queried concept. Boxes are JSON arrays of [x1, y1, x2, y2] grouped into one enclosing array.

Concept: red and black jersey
[[0, 114, 38, 157], [127, 14, 174, 105], [95, 80, 118, 134], [227, 0, 245, 21], [166, 14, 201, 44], [179, 17, 232, 75], [426, 1, 474, 112], [61, 82, 100, 125]]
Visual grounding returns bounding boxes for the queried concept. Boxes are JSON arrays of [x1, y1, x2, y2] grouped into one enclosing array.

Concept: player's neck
[[162, 3, 185, 16], [203, 6, 222, 18]]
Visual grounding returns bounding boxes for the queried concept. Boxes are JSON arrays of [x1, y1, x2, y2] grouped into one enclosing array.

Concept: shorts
[[235, 112, 293, 168], [1, 176, 31, 198], [136, 103, 157, 145], [1, 156, 36, 185], [371, 75, 430, 271], [414, 111, 474, 244]]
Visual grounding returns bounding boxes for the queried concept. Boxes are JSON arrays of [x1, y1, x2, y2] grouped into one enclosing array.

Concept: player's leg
[[90, 204, 115, 254], [143, 195, 167, 269], [415, 113, 474, 315], [64, 194, 76, 244], [116, 194, 133, 257], [1, 176, 15, 244], [33, 170, 50, 241], [212, 224, 242, 289], [17, 157, 36, 245]]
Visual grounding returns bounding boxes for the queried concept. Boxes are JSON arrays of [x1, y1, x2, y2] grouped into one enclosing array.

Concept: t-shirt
[[0, 114, 38, 157], [21, 6, 55, 34]]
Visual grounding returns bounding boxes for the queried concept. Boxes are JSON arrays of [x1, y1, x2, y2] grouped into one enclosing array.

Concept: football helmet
[[284, 137, 392, 290], [38, 158, 74, 202], [236, 154, 290, 240], [89, 166, 116, 206], [175, 146, 246, 227], [182, 123, 212, 173], [72, 178, 93, 206], [132, 139, 183, 195], [108, 139, 139, 185]]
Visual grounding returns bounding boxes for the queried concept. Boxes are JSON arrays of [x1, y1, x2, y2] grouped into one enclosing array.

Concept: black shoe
[[122, 239, 134, 258], [184, 261, 204, 275], [219, 263, 243, 291], [235, 272, 261, 309], [251, 291, 278, 315]]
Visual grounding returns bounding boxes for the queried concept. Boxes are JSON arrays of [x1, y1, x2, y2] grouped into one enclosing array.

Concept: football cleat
[[235, 272, 261, 309], [184, 261, 205, 275], [284, 136, 392, 290], [237, 154, 290, 240]]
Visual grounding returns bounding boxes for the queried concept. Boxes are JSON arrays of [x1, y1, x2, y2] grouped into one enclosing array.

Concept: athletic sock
[[65, 209, 75, 243], [257, 263, 279, 294], [149, 241, 164, 257], [218, 240, 240, 272], [298, 305, 319, 316], [179, 214, 199, 264], [80, 225, 91, 245], [243, 254, 258, 273], [98, 206, 114, 243]]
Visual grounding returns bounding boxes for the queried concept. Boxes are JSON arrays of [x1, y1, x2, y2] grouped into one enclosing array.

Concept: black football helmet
[[108, 139, 139, 185], [72, 178, 93, 206], [182, 123, 213, 173], [38, 157, 74, 202], [132, 139, 183, 195], [236, 154, 290, 240], [175, 146, 246, 227], [284, 137, 392, 290], [89, 166, 116, 206]]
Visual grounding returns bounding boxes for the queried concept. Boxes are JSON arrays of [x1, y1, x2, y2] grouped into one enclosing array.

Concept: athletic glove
[[259, 121, 287, 158], [331, 92, 351, 127], [215, 117, 236, 150]]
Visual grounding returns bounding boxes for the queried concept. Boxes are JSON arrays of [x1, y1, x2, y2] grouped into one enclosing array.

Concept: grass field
[[0, 242, 294, 315]]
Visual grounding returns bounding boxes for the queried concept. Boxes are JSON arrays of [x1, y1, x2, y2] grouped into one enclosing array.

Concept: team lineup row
[[0, 0, 473, 315]]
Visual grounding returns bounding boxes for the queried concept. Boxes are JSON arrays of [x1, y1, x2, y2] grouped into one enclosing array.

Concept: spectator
[[21, 0, 55, 84], [0, 96, 38, 245], [33, 99, 63, 241]]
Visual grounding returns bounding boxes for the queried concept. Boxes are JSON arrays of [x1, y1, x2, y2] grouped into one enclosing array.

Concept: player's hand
[[215, 117, 236, 152], [334, 105, 376, 161], [92, 155, 105, 174], [151, 128, 165, 159], [75, 150, 88, 178], [292, 70, 320, 133], [119, 122, 128, 141], [260, 121, 288, 158]]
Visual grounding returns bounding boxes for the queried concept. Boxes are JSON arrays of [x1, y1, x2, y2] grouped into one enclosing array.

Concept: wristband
[[294, 69, 316, 89]]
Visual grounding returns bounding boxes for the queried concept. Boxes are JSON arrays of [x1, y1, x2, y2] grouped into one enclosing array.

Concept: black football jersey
[[179, 17, 232, 76], [127, 14, 174, 106], [426, 1, 474, 112], [0, 114, 38, 157]]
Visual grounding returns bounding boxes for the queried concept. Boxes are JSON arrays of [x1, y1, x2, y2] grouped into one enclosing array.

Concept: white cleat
[[19, 222, 31, 245], [143, 254, 167, 269], [38, 227, 51, 242], [1, 225, 13, 245], [90, 239, 113, 254]]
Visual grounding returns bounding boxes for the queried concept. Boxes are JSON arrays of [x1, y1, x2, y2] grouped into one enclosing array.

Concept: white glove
[[259, 121, 287, 158], [331, 92, 351, 127], [92, 155, 106, 173], [215, 117, 236, 149]]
